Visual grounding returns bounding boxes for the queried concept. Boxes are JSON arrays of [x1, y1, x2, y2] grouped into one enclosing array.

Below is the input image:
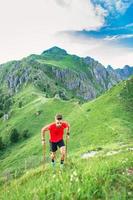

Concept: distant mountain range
[[0, 46, 133, 101]]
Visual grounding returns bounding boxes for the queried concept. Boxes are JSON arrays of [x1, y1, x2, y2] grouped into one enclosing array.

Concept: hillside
[[0, 76, 133, 199]]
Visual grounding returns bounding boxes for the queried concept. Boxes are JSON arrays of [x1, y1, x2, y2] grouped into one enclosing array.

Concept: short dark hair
[[55, 114, 63, 120]]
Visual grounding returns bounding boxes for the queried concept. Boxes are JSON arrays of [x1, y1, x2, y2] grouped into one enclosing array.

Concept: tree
[[0, 103, 3, 110], [10, 128, 19, 143], [0, 110, 4, 118], [0, 137, 5, 150]]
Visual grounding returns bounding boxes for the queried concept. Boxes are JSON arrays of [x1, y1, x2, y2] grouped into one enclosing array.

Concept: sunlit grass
[[0, 78, 133, 199]]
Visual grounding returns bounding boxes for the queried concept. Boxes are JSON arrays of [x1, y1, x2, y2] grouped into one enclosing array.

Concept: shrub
[[0, 103, 3, 110], [0, 110, 4, 118], [22, 129, 30, 139], [18, 101, 22, 108], [10, 128, 20, 143], [0, 137, 5, 150]]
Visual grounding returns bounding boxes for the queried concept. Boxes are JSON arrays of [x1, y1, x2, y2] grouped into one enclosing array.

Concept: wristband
[[67, 132, 70, 136], [42, 139, 45, 141]]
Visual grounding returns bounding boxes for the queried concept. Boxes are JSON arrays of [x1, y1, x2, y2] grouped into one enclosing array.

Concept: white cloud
[[94, 4, 108, 18], [104, 34, 133, 41], [55, 0, 72, 7], [0, 0, 132, 68], [54, 32, 133, 68], [0, 0, 106, 64], [126, 23, 133, 28], [0, 0, 105, 35], [115, 0, 132, 14], [91, 0, 132, 16]]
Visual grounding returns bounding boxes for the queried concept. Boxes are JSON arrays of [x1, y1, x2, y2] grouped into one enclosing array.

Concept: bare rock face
[[3, 59, 130, 101], [84, 57, 115, 90], [6, 63, 31, 93], [115, 65, 133, 79], [3, 114, 9, 121], [51, 67, 97, 100]]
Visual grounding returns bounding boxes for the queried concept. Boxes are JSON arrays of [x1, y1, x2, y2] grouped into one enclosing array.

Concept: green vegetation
[[1, 47, 118, 103], [0, 137, 5, 150], [10, 128, 20, 143], [22, 129, 30, 139], [0, 88, 13, 116], [0, 77, 133, 199], [0, 153, 133, 200]]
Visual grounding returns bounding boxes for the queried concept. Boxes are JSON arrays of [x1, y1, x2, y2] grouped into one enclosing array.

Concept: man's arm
[[41, 125, 50, 142], [65, 122, 70, 139], [66, 124, 70, 134]]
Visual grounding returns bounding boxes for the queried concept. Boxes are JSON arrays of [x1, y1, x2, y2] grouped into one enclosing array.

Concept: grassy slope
[[35, 54, 109, 94], [0, 84, 77, 172], [36, 54, 93, 78], [0, 152, 133, 200], [0, 79, 133, 199], [68, 80, 133, 152], [36, 55, 85, 69]]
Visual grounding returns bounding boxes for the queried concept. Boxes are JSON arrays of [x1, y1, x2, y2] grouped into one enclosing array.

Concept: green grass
[[37, 54, 93, 75], [0, 84, 77, 172], [35, 55, 111, 95], [0, 78, 133, 199], [0, 150, 133, 200]]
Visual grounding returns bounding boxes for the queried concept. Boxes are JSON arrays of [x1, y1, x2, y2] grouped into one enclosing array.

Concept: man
[[41, 114, 70, 167]]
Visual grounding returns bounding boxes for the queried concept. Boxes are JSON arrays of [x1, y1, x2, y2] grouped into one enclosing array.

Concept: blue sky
[[0, 0, 133, 68], [77, 1, 133, 49]]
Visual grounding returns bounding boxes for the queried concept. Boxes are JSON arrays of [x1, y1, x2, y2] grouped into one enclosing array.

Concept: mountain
[[0, 47, 133, 199], [0, 74, 133, 199], [115, 65, 133, 79], [0, 46, 132, 103]]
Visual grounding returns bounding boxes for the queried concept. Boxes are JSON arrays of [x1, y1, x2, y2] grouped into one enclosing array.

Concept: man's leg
[[49, 141, 57, 167], [51, 151, 56, 166], [58, 140, 66, 166], [60, 146, 66, 165]]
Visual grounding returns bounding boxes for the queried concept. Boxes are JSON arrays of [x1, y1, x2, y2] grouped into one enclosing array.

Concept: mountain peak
[[107, 65, 113, 70], [41, 46, 68, 56], [124, 65, 131, 69]]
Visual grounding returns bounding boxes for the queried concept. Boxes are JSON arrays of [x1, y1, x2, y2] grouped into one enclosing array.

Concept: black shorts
[[49, 139, 65, 152]]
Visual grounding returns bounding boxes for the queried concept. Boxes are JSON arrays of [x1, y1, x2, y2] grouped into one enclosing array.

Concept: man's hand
[[66, 135, 70, 141], [42, 139, 46, 145]]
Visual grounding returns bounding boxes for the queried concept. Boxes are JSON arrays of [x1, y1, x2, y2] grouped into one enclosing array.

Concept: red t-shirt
[[47, 121, 69, 142]]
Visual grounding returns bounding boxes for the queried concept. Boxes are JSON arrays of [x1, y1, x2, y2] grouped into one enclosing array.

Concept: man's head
[[55, 114, 63, 127]]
